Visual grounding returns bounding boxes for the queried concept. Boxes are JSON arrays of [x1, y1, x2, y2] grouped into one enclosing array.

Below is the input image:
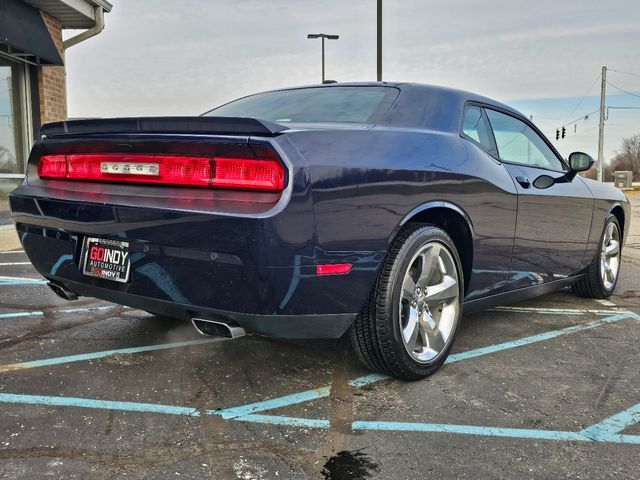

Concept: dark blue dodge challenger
[[10, 83, 630, 379]]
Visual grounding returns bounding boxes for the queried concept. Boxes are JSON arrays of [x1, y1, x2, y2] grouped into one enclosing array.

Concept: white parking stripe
[[490, 306, 633, 315], [0, 250, 25, 254], [594, 299, 617, 307], [0, 262, 32, 266]]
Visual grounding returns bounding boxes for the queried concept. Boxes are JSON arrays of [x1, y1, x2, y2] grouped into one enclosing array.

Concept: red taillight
[[66, 154, 212, 187], [37, 153, 285, 191], [212, 157, 285, 191], [316, 263, 352, 275], [37, 155, 67, 178]]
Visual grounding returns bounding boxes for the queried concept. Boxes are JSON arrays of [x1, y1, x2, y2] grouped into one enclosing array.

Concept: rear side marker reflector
[[38, 153, 285, 191], [316, 263, 352, 275]]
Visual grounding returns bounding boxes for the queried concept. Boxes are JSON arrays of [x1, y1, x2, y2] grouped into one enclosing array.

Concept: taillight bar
[[37, 153, 285, 191]]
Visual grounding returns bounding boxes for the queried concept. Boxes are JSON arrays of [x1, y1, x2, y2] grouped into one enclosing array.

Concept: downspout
[[62, 5, 105, 50]]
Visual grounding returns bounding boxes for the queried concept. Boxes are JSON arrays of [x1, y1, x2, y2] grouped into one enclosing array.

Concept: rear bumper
[[10, 194, 382, 339], [56, 277, 356, 339]]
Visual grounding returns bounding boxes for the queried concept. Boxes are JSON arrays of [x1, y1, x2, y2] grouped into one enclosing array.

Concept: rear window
[[204, 86, 399, 124]]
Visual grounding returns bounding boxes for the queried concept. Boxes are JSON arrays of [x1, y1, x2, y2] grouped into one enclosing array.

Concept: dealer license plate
[[82, 237, 131, 283]]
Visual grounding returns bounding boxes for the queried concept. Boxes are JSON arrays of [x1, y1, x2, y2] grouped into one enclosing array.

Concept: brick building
[[0, 0, 111, 203]]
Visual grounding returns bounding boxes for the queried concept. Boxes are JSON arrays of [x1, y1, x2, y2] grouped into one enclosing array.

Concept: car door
[[484, 108, 593, 290]]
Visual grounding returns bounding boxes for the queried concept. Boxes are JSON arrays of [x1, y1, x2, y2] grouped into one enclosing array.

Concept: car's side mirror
[[568, 152, 595, 172]]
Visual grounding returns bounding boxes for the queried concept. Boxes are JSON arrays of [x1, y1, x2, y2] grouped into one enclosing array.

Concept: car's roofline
[[204, 82, 527, 134], [206, 82, 524, 119]]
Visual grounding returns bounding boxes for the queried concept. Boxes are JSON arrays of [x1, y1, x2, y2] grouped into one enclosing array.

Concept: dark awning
[[0, 0, 64, 65]]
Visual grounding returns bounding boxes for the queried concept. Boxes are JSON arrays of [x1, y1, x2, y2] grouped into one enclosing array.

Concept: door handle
[[515, 176, 530, 188]]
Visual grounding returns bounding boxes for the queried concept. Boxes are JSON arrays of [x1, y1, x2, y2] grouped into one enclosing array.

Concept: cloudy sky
[[63, 0, 640, 161]]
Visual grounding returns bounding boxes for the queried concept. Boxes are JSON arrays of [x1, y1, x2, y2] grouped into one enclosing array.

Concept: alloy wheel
[[600, 221, 621, 291], [399, 241, 460, 363]]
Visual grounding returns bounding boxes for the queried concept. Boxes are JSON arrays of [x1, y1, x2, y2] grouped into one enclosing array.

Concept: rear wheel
[[350, 224, 464, 380], [572, 214, 622, 299]]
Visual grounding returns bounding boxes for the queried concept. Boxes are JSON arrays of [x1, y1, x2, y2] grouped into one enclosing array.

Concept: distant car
[[10, 83, 630, 379]]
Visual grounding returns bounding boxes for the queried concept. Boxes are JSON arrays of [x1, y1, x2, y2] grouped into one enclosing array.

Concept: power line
[[562, 72, 601, 125], [609, 68, 640, 79], [606, 81, 640, 99], [564, 109, 599, 127]]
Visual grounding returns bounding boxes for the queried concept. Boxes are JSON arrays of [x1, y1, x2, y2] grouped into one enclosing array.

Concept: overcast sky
[[63, 0, 640, 161]]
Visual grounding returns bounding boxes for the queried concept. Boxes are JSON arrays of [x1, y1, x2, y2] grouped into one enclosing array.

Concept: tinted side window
[[461, 106, 496, 155], [485, 109, 564, 171]]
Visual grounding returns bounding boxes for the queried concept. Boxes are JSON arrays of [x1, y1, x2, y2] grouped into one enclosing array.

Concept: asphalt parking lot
[[0, 195, 638, 479]]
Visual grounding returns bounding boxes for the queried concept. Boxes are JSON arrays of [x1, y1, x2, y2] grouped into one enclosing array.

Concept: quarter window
[[485, 109, 564, 171], [461, 106, 495, 154]]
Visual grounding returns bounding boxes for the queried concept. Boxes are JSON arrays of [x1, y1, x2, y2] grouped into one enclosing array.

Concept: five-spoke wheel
[[399, 242, 459, 363], [600, 220, 621, 292], [572, 214, 622, 299], [350, 224, 463, 380]]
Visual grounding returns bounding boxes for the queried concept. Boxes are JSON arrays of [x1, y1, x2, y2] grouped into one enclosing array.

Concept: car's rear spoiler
[[39, 116, 289, 138]]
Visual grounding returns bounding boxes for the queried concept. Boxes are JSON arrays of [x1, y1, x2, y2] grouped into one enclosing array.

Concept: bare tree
[[609, 133, 640, 179], [582, 133, 640, 180]]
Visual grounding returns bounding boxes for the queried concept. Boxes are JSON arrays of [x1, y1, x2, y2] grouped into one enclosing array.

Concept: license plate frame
[[81, 237, 131, 283]]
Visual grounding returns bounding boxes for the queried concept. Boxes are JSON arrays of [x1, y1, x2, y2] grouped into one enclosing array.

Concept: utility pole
[[307, 33, 339, 83], [597, 66, 607, 182], [377, 0, 382, 81]]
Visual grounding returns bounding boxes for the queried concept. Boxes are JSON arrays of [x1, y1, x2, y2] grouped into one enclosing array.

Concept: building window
[[0, 57, 31, 177]]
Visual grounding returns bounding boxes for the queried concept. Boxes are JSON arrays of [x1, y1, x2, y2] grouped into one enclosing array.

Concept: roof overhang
[[0, 0, 64, 65], [22, 0, 113, 29]]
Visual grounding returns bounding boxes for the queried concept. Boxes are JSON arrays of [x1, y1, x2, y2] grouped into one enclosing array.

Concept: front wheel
[[572, 214, 622, 299], [350, 224, 464, 380]]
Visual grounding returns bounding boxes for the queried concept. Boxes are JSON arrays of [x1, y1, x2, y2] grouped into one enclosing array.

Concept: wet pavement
[[0, 195, 638, 479]]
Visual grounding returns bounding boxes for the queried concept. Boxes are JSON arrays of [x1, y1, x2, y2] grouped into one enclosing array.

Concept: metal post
[[597, 66, 607, 182], [307, 33, 339, 83], [321, 36, 325, 83], [377, 0, 382, 81]]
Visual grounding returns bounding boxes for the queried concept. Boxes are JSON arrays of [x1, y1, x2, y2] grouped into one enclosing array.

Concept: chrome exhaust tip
[[191, 318, 245, 339], [47, 282, 78, 301]]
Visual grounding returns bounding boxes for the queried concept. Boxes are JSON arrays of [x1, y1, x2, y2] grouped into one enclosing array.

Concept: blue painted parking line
[[445, 313, 634, 363], [234, 414, 331, 429], [0, 393, 200, 417], [0, 311, 637, 445], [489, 306, 636, 316], [0, 305, 120, 320], [208, 312, 636, 419], [0, 311, 42, 319], [351, 420, 590, 441], [0, 337, 226, 372], [348, 373, 388, 388], [214, 386, 331, 419], [350, 421, 635, 444], [0, 276, 47, 286], [579, 403, 640, 440]]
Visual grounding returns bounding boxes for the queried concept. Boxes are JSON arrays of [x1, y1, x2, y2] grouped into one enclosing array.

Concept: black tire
[[572, 214, 622, 299], [349, 223, 464, 380]]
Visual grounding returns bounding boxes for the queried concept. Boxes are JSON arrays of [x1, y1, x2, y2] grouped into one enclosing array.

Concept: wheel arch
[[609, 203, 625, 242], [390, 202, 475, 294]]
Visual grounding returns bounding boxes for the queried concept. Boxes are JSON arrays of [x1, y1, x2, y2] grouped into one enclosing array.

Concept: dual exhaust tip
[[47, 281, 245, 339]]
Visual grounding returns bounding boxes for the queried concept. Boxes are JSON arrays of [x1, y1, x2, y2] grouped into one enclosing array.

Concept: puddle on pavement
[[322, 450, 379, 480]]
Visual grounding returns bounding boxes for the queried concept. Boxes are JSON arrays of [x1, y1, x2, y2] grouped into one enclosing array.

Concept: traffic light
[[556, 129, 560, 140], [561, 127, 566, 139]]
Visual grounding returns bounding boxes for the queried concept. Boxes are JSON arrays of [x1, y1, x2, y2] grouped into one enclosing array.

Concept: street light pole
[[377, 0, 382, 81], [307, 33, 339, 83]]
